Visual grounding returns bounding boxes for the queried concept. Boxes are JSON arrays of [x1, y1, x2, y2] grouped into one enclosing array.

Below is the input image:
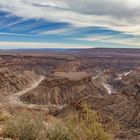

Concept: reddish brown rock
[[20, 72, 107, 105]]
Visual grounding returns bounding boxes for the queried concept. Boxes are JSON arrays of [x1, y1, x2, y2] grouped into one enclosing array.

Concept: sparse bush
[[46, 103, 117, 140], [0, 114, 10, 122], [46, 123, 73, 140], [104, 116, 120, 135], [1, 103, 118, 140], [2, 112, 44, 140]]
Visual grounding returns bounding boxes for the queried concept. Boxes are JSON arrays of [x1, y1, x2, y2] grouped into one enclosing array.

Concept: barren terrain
[[0, 48, 140, 139]]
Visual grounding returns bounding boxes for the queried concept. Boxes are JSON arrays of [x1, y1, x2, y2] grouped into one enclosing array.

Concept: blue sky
[[0, 0, 140, 49]]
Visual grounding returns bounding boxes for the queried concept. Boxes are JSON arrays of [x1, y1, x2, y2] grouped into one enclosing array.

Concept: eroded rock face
[[0, 50, 140, 140], [95, 69, 119, 85], [120, 70, 140, 96], [20, 72, 108, 105], [51, 70, 140, 140], [74, 70, 140, 140], [0, 69, 39, 98]]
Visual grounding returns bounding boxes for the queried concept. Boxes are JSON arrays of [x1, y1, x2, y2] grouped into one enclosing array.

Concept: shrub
[[0, 113, 10, 122], [46, 123, 73, 140], [46, 103, 116, 140], [64, 103, 114, 140], [1, 103, 118, 140], [2, 112, 44, 140]]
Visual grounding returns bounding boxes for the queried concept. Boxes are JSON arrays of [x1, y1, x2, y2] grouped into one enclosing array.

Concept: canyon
[[0, 48, 140, 139]]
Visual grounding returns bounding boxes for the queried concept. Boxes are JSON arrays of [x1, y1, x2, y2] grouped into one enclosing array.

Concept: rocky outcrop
[[0, 70, 39, 98], [96, 69, 118, 83], [20, 72, 108, 105], [70, 70, 140, 140], [85, 92, 140, 140], [120, 70, 140, 96], [52, 69, 140, 139]]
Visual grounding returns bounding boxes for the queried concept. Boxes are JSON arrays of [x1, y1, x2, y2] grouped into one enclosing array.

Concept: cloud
[[40, 28, 70, 35], [65, 0, 140, 18], [0, 0, 140, 35], [0, 32, 34, 36], [1, 0, 140, 50], [0, 41, 92, 49], [77, 33, 140, 47]]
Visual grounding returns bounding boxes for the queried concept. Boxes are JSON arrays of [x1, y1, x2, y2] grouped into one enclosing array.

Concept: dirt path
[[8, 76, 45, 106]]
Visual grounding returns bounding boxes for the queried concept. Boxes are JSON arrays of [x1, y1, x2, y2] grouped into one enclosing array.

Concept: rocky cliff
[[71, 69, 140, 140], [0, 69, 39, 98], [20, 72, 108, 105]]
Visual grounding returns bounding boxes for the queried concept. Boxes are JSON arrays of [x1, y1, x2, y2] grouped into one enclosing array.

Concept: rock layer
[[0, 70, 39, 98], [20, 72, 107, 105]]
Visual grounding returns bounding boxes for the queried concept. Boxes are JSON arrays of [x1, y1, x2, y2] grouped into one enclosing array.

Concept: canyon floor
[[0, 48, 140, 140]]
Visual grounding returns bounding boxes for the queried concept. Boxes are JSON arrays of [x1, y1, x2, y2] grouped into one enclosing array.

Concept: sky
[[0, 0, 140, 49]]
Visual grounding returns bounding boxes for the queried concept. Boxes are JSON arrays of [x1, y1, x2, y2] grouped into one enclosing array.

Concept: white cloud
[[77, 34, 140, 47], [0, 0, 140, 35], [0, 41, 92, 49], [0, 32, 34, 36], [40, 28, 70, 35]]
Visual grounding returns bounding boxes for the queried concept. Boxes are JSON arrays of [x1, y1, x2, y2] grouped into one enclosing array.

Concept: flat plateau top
[[52, 72, 90, 81]]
